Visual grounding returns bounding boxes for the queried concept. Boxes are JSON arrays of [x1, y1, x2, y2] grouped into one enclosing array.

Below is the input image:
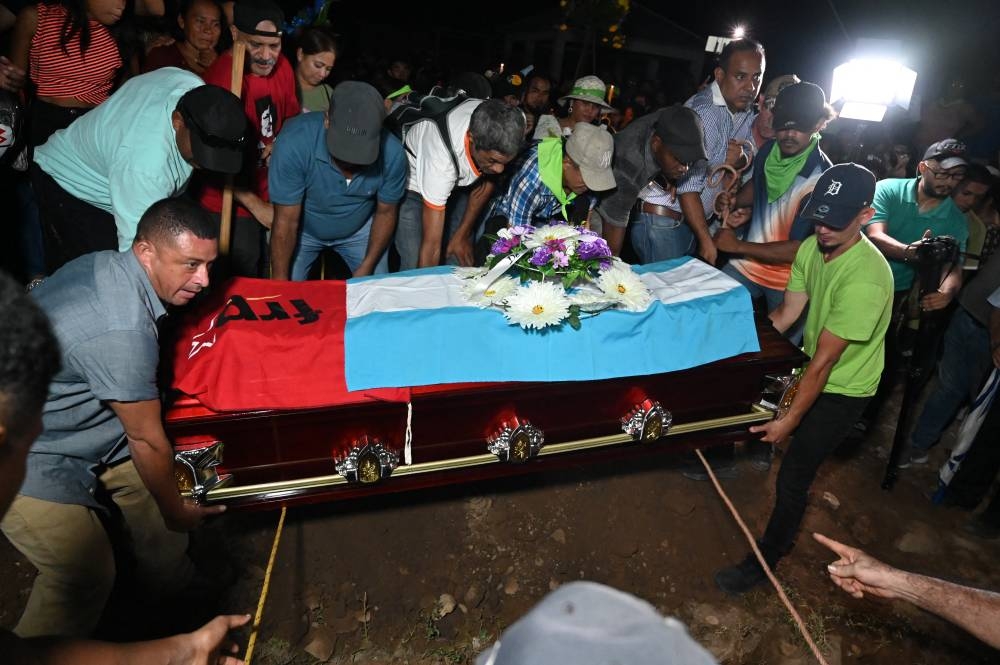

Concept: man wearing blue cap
[[715, 163, 893, 594]]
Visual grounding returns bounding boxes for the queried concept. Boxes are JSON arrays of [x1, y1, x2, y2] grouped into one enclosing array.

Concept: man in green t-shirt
[[855, 139, 969, 433], [715, 164, 893, 595]]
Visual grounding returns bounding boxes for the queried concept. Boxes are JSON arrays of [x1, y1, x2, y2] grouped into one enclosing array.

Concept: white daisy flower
[[597, 264, 653, 312], [523, 224, 581, 249], [454, 266, 488, 281], [503, 281, 571, 330], [461, 275, 519, 307]]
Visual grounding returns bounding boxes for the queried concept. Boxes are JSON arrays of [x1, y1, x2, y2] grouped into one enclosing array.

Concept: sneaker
[[897, 452, 930, 469], [962, 518, 1000, 540], [715, 555, 767, 595], [680, 464, 738, 482]]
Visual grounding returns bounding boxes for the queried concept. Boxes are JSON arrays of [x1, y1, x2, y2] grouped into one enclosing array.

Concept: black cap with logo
[[772, 82, 827, 132], [177, 85, 248, 175], [801, 163, 877, 230], [922, 139, 968, 170]]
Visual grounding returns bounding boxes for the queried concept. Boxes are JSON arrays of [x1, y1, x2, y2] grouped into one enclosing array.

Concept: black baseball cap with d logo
[[177, 85, 248, 175], [801, 163, 876, 230]]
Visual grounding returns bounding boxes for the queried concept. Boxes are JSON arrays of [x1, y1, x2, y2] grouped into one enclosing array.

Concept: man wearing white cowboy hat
[[534, 75, 613, 140]]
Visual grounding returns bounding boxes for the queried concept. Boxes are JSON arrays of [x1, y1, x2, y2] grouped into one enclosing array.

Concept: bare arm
[[0, 5, 36, 92], [233, 190, 274, 230], [863, 221, 923, 262], [418, 204, 447, 268], [109, 400, 224, 531], [3, 614, 251, 665], [679, 191, 717, 265], [750, 325, 846, 446], [354, 201, 398, 277], [268, 202, 301, 280], [920, 263, 962, 311], [445, 180, 494, 267], [769, 288, 809, 335], [814, 533, 1000, 648], [713, 230, 801, 264]]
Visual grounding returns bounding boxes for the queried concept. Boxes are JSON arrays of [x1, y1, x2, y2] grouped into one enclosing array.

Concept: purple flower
[[530, 247, 552, 266], [511, 225, 534, 237], [544, 238, 567, 253], [551, 250, 569, 268], [577, 237, 612, 261], [491, 237, 517, 255]]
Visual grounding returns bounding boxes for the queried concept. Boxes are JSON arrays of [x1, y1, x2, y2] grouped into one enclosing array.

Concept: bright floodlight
[[831, 58, 917, 122], [732, 25, 745, 39]]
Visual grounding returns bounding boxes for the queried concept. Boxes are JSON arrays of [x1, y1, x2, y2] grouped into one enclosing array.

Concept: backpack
[[385, 87, 471, 177]]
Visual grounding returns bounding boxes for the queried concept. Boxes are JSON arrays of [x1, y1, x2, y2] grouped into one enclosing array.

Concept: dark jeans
[[30, 164, 117, 273], [947, 396, 1000, 516], [758, 392, 870, 565], [29, 100, 90, 149]]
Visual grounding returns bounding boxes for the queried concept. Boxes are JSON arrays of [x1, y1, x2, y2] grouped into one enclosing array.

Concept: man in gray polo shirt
[[0, 197, 224, 638]]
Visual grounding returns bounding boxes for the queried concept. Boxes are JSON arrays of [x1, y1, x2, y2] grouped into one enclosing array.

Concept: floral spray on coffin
[[456, 223, 653, 330]]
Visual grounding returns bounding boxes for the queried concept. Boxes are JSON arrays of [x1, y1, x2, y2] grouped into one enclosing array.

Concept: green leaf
[[568, 313, 582, 330]]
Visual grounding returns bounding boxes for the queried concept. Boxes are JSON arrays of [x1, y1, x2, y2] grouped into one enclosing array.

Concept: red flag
[[170, 277, 409, 411]]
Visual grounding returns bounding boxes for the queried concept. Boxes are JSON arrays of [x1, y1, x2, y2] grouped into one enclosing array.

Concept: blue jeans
[[291, 217, 387, 281], [910, 307, 992, 451], [630, 211, 695, 263], [722, 263, 803, 345], [394, 190, 425, 271]]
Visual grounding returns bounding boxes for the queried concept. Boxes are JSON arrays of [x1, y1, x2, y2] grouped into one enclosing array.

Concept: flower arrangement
[[457, 223, 653, 330]]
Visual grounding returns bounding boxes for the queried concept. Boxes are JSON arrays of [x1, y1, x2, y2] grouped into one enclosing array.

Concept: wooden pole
[[219, 40, 246, 258]]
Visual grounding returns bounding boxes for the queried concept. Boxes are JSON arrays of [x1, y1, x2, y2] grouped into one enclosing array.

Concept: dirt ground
[[2, 387, 1000, 664]]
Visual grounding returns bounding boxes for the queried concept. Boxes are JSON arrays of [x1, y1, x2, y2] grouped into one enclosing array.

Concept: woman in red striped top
[[0, 0, 124, 148]]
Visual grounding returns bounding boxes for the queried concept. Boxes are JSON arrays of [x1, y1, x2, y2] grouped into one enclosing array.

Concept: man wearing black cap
[[594, 104, 707, 255], [1, 198, 229, 637], [198, 0, 300, 276], [853, 139, 970, 435], [30, 68, 246, 273], [269, 81, 408, 280], [714, 164, 893, 594], [714, 82, 835, 320]]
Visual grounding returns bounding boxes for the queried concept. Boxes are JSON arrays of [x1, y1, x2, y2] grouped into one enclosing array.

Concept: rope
[[694, 449, 830, 665], [244, 505, 287, 665]]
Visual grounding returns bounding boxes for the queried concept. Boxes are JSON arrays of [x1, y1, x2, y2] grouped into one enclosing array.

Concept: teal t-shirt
[[863, 177, 968, 291], [787, 235, 893, 397], [35, 67, 200, 250]]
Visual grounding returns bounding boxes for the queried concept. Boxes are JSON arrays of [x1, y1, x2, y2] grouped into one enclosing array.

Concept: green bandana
[[764, 134, 820, 203], [537, 137, 576, 221]]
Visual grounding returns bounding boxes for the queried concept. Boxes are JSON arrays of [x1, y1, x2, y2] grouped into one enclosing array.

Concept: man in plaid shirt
[[487, 123, 616, 227]]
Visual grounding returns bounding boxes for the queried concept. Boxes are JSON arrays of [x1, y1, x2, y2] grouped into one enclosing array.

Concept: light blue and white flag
[[932, 367, 1000, 503], [343, 257, 760, 390]]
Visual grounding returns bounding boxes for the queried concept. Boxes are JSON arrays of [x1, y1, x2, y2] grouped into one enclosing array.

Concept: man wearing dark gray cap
[[715, 164, 892, 594], [476, 581, 719, 665], [269, 81, 407, 280], [593, 104, 707, 257]]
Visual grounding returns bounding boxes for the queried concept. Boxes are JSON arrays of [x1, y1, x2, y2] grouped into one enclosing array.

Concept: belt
[[640, 201, 682, 221]]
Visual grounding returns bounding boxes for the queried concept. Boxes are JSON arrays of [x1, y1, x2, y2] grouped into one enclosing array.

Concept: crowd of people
[[2, 0, 1000, 660]]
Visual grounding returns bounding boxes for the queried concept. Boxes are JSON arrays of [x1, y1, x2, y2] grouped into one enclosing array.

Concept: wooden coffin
[[166, 320, 803, 510]]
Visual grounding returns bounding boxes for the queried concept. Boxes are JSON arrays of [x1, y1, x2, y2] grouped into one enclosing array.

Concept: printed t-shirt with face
[[198, 51, 301, 215], [786, 234, 893, 397], [404, 98, 483, 210]]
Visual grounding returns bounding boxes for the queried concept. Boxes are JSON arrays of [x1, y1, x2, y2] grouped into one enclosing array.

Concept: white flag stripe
[[347, 260, 742, 319]]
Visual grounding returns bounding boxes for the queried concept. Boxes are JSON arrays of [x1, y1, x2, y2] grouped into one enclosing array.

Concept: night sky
[[324, 0, 999, 97]]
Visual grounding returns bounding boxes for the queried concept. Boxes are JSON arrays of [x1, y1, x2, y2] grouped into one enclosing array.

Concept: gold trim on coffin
[[194, 406, 774, 503]]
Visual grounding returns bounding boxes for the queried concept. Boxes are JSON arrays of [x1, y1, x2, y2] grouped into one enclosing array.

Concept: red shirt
[[197, 50, 300, 215], [142, 43, 189, 74]]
